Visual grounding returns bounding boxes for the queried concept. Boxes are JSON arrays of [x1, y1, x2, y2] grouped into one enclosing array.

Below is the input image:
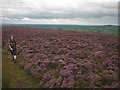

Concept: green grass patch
[[2, 50, 40, 88]]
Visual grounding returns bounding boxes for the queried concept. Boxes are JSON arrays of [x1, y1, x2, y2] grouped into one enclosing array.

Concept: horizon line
[[1, 24, 118, 26]]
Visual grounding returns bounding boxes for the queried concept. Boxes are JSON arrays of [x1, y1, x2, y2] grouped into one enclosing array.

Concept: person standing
[[8, 35, 17, 63]]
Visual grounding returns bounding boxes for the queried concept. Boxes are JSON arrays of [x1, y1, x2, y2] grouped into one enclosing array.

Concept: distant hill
[[2, 24, 119, 35]]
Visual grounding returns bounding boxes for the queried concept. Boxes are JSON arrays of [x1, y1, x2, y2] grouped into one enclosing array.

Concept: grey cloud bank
[[2, 0, 119, 25]]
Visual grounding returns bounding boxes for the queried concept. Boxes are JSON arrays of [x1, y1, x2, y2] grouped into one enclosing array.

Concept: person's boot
[[14, 59, 16, 63]]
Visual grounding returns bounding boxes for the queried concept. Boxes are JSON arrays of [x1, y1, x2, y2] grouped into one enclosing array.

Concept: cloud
[[2, 0, 119, 25], [22, 17, 29, 21]]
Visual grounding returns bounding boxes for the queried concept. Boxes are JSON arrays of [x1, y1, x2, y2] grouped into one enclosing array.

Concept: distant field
[[2, 24, 119, 35]]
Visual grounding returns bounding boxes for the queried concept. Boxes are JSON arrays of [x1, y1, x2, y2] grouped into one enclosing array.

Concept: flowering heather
[[2, 27, 119, 88]]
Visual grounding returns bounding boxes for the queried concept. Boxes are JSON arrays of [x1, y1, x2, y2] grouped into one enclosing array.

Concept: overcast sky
[[2, 0, 119, 25]]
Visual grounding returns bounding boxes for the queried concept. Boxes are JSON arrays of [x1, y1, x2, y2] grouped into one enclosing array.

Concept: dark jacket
[[8, 40, 17, 49]]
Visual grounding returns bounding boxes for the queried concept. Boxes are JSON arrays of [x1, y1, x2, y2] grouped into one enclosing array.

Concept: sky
[[1, 0, 119, 25]]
